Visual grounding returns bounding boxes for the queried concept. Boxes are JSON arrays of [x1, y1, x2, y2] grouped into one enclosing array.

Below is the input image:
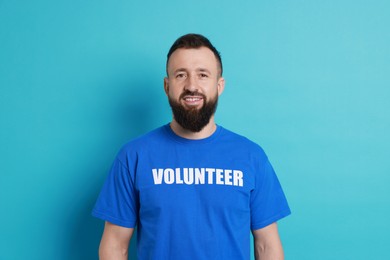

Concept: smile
[[182, 96, 204, 106], [184, 97, 203, 102]]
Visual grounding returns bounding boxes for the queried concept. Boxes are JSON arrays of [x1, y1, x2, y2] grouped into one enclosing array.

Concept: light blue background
[[1, 0, 389, 259]]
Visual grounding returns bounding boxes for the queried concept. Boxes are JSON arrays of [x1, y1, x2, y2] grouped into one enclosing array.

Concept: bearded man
[[92, 34, 291, 260]]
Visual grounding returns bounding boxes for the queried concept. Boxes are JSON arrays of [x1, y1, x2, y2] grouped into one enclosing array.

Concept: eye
[[199, 73, 208, 78], [176, 73, 186, 79]]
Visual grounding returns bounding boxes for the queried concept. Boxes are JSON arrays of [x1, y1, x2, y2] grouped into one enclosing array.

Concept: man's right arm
[[99, 221, 134, 260]]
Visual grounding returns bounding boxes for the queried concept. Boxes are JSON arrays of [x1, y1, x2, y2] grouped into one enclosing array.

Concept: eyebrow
[[173, 68, 187, 74], [172, 67, 212, 75], [197, 68, 211, 74]]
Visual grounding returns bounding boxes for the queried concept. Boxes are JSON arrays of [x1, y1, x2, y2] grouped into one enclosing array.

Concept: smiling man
[[92, 34, 291, 260]]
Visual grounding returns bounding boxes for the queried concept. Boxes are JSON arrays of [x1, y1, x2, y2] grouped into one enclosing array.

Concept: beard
[[168, 90, 218, 132]]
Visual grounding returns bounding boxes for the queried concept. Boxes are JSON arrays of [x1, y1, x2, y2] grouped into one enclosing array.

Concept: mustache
[[179, 90, 206, 100]]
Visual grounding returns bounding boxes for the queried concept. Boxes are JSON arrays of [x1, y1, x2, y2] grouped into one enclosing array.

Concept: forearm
[[99, 241, 128, 260], [254, 242, 284, 260], [98, 222, 133, 260], [252, 222, 284, 260]]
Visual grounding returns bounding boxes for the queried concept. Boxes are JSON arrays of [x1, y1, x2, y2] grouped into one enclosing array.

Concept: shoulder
[[219, 127, 265, 152], [218, 126, 268, 159], [116, 125, 169, 158]]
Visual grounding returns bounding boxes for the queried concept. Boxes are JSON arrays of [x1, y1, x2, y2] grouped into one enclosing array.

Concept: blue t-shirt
[[92, 124, 290, 260]]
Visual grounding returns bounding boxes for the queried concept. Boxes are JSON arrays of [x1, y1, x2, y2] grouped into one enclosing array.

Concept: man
[[92, 34, 291, 260]]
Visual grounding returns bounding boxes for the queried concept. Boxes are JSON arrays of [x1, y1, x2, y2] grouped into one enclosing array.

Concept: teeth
[[185, 97, 201, 102]]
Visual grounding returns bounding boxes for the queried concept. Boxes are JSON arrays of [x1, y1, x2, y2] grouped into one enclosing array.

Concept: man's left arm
[[252, 222, 284, 260]]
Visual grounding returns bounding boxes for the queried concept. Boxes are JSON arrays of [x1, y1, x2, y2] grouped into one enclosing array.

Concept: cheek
[[167, 87, 182, 100], [206, 82, 219, 95], [171, 82, 185, 92]]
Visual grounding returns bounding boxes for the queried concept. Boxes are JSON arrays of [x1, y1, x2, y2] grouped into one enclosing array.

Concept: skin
[[98, 47, 285, 259], [164, 47, 225, 139], [99, 222, 133, 260], [252, 223, 285, 260]]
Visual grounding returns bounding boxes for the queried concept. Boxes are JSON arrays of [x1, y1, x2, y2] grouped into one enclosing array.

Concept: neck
[[170, 116, 217, 140]]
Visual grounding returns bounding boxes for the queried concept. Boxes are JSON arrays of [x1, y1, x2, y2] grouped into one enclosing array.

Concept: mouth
[[182, 96, 204, 106]]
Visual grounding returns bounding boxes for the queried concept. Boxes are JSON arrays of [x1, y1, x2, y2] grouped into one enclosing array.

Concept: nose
[[184, 74, 198, 92]]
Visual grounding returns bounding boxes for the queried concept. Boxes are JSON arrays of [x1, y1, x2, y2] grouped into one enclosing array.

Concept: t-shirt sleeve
[[92, 155, 138, 228], [250, 156, 291, 230]]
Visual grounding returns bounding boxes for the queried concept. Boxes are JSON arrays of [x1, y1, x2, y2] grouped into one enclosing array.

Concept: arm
[[252, 222, 284, 260], [99, 221, 134, 260]]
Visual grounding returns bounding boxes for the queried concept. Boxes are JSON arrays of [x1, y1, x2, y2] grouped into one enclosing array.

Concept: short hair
[[166, 33, 223, 76]]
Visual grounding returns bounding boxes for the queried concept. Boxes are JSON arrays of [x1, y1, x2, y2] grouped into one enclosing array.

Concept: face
[[164, 47, 225, 132]]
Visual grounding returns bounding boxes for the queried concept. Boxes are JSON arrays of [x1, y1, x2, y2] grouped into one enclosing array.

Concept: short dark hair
[[166, 33, 223, 76]]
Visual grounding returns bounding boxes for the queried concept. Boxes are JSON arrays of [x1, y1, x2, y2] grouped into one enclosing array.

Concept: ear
[[164, 77, 169, 96], [217, 77, 225, 96]]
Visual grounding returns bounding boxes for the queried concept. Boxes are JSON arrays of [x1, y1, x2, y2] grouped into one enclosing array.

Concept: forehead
[[167, 47, 219, 73]]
